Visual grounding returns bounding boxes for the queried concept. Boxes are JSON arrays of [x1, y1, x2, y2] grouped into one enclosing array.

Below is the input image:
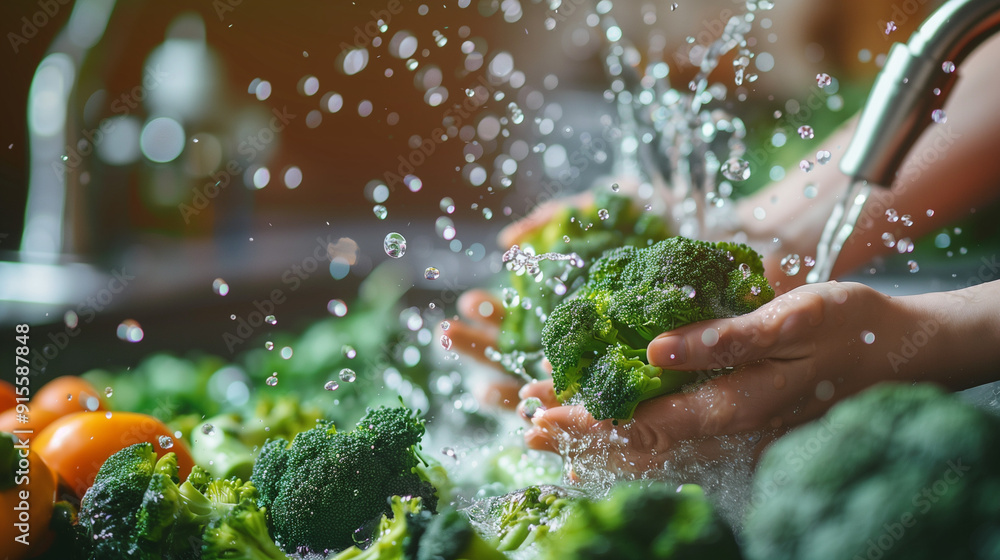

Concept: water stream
[[806, 180, 872, 283]]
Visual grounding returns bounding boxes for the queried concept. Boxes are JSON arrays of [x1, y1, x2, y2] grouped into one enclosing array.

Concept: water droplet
[[384, 232, 407, 258], [926, 209, 935, 217], [328, 299, 348, 317], [482, 207, 493, 220], [680, 285, 696, 299], [373, 204, 388, 220], [212, 278, 230, 296], [885, 208, 899, 223], [932, 87, 941, 96], [597, 208, 610, 220], [861, 330, 876, 344], [562, 235, 571, 243], [881, 232, 896, 247], [439, 197, 456, 214], [896, 237, 913, 253], [424, 266, 441, 280], [901, 214, 913, 227], [116, 320, 144, 343], [670, 2, 678, 10], [816, 73, 832, 87], [739, 263, 752, 279], [797, 125, 814, 139], [265, 341, 274, 350], [266, 375, 279, 387], [799, 159, 813, 172], [780, 254, 801, 276], [502, 287, 520, 308], [441, 447, 457, 459], [816, 150, 832, 164], [105, 411, 113, 419], [265, 315, 277, 325], [750, 285, 761, 296], [803, 184, 818, 198], [521, 396, 543, 418], [611, 182, 620, 192], [931, 109, 947, 123], [907, 260, 920, 273], [721, 158, 751, 181], [440, 335, 453, 350], [201, 423, 215, 435], [885, 21, 897, 35], [342, 345, 357, 359], [440, 320, 450, 331], [339, 368, 357, 382], [942, 61, 956, 73], [158, 436, 174, 449], [324, 380, 339, 391], [104, 387, 113, 397]]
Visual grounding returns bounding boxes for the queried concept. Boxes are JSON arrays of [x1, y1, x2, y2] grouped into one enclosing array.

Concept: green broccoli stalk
[[76, 443, 261, 560], [489, 485, 573, 552], [744, 383, 1000, 560], [540, 236, 774, 422], [539, 482, 743, 560], [249, 406, 439, 555], [201, 503, 288, 560]]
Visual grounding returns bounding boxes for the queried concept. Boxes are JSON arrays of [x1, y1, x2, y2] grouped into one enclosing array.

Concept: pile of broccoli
[[250, 406, 440, 555], [541, 236, 774, 421], [498, 192, 673, 362]]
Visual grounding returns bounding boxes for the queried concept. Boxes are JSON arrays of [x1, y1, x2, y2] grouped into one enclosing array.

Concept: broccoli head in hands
[[541, 236, 774, 422]]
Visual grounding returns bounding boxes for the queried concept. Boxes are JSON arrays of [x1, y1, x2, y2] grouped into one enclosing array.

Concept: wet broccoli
[[249, 406, 439, 555], [488, 485, 573, 552], [201, 502, 288, 560], [541, 236, 774, 422]]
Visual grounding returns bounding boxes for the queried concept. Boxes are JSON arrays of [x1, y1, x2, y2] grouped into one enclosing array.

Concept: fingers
[[497, 192, 593, 249], [457, 290, 504, 328], [518, 379, 561, 409]]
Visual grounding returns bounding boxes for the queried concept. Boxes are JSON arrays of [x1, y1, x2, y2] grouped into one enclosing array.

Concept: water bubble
[[104, 386, 113, 398], [158, 436, 174, 449], [861, 330, 876, 344], [384, 232, 407, 258], [739, 262, 752, 279], [212, 278, 230, 296], [440, 335, 453, 350], [797, 125, 814, 139], [942, 61, 956, 73], [597, 208, 610, 220], [816, 150, 832, 164], [521, 396, 543, 418], [885, 21, 897, 35], [266, 375, 279, 387], [931, 109, 947, 123], [439, 197, 456, 214], [502, 287, 520, 308], [804, 255, 816, 267], [265, 341, 274, 350], [901, 214, 913, 227], [116, 320, 144, 343], [328, 299, 348, 317], [342, 345, 357, 359], [881, 232, 896, 248], [424, 267, 441, 280], [201, 423, 215, 435], [482, 207, 493, 220], [799, 159, 813, 172], [780, 254, 801, 276], [816, 73, 832, 87], [611, 182, 620, 192], [896, 237, 913, 253], [440, 320, 450, 331], [265, 315, 277, 325], [562, 235, 571, 243], [324, 380, 339, 391], [373, 204, 388, 219], [750, 285, 761, 296], [721, 158, 751, 181], [339, 368, 357, 382], [885, 208, 899, 223], [907, 260, 920, 273]]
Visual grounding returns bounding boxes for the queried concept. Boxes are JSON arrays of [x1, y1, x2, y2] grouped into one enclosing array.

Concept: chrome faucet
[[840, 0, 1000, 185]]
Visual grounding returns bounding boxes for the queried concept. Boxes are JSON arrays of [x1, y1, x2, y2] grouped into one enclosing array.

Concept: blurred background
[[2, 0, 978, 383]]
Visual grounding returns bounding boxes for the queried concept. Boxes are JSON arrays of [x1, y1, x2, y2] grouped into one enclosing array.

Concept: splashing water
[[502, 245, 585, 279]]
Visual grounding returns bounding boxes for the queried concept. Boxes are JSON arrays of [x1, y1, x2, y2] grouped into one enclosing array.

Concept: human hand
[[521, 281, 932, 474]]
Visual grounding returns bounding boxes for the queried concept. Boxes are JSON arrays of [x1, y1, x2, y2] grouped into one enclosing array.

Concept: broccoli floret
[[77, 443, 260, 560], [250, 406, 439, 555], [539, 482, 743, 560], [497, 192, 673, 360], [413, 506, 506, 560], [488, 485, 573, 552], [540, 236, 774, 421], [201, 503, 288, 560], [744, 383, 1000, 560]]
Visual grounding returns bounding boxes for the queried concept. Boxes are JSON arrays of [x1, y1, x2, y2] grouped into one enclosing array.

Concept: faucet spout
[[840, 0, 1000, 186]]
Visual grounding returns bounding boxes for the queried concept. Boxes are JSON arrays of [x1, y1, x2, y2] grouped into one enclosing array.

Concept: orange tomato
[[0, 407, 63, 437], [1, 432, 57, 560], [0, 380, 15, 413], [34, 411, 193, 498], [31, 376, 106, 418]]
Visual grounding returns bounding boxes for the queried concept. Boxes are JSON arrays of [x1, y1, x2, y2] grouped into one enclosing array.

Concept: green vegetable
[[541, 236, 774, 421], [76, 443, 261, 560], [488, 485, 572, 552], [250, 406, 439, 554], [498, 192, 673, 362], [539, 482, 743, 559], [201, 503, 288, 560], [744, 383, 1000, 560]]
